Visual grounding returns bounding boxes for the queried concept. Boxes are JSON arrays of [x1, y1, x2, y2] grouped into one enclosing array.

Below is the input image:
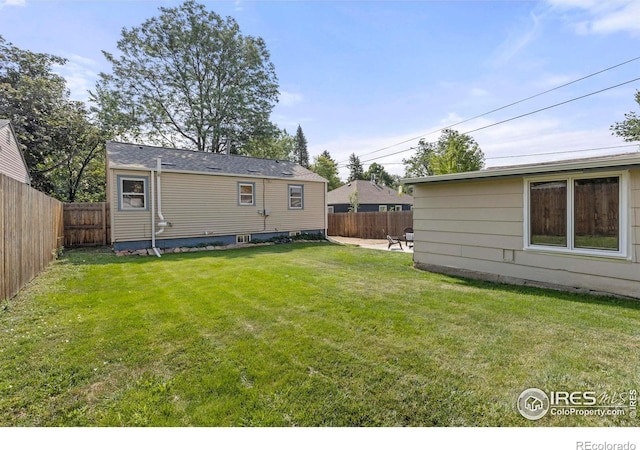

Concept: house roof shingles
[[327, 179, 412, 205], [107, 141, 327, 183]]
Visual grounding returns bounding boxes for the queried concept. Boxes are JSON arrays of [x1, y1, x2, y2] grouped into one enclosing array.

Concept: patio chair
[[403, 227, 414, 248], [387, 235, 403, 250]]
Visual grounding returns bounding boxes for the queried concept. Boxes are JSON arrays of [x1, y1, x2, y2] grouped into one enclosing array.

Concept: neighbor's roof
[[327, 179, 413, 205], [106, 141, 327, 183], [0, 119, 10, 129], [403, 152, 640, 185]]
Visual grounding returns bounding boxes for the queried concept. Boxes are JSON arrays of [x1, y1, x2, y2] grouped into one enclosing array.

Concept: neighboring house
[[327, 179, 413, 213], [0, 119, 30, 185], [404, 153, 640, 299], [106, 141, 327, 251]]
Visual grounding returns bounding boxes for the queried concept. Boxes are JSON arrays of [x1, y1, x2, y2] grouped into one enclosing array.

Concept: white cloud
[[470, 87, 489, 97], [492, 12, 544, 66], [278, 90, 303, 107], [547, 0, 640, 35], [53, 53, 100, 102], [310, 113, 634, 181], [533, 73, 576, 89], [469, 116, 631, 167], [0, 0, 26, 9]]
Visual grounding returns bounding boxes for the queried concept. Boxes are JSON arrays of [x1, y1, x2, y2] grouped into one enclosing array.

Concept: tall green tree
[[611, 90, 640, 142], [242, 127, 295, 161], [310, 150, 342, 191], [0, 35, 105, 200], [403, 129, 484, 177], [48, 102, 105, 202], [91, 0, 279, 153], [347, 153, 365, 182], [0, 35, 67, 192], [294, 125, 309, 168], [363, 162, 396, 187]]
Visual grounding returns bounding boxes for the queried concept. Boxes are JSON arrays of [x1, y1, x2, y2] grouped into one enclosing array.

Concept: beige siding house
[[107, 142, 327, 251], [0, 120, 30, 185], [327, 179, 413, 213], [404, 153, 640, 299]]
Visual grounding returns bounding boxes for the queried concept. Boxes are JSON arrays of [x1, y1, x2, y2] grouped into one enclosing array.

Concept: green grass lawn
[[2, 242, 640, 426]]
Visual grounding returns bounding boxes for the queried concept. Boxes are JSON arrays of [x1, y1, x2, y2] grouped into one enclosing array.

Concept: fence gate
[[63, 202, 110, 247]]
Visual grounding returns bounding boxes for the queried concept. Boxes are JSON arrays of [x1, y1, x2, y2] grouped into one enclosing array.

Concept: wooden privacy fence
[[1, 173, 64, 301], [63, 202, 110, 247], [328, 211, 413, 239]]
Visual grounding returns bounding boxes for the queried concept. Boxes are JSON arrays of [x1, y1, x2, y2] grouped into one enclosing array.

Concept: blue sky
[[1, 0, 640, 178]]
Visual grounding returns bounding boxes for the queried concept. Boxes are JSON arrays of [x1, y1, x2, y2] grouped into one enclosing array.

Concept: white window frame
[[238, 182, 255, 206], [119, 176, 147, 211], [236, 234, 251, 244], [379, 205, 388, 212], [394, 205, 402, 211], [327, 206, 334, 214], [288, 184, 304, 210], [523, 171, 629, 259]]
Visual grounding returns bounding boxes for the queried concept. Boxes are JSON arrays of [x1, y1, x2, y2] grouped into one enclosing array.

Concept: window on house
[[120, 177, 147, 210], [327, 206, 334, 214], [237, 234, 251, 244], [289, 185, 303, 209], [379, 205, 388, 212], [238, 182, 255, 206], [394, 205, 402, 211], [525, 173, 625, 257]]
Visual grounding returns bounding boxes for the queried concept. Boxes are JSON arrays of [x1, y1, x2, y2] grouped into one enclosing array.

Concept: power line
[[337, 55, 640, 164], [348, 75, 640, 165], [463, 76, 640, 134], [337, 143, 639, 171], [485, 144, 639, 161]]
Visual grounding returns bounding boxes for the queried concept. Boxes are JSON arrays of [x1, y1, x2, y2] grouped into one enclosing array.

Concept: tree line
[[2, 0, 639, 201]]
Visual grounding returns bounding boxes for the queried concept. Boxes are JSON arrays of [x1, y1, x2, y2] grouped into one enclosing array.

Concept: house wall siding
[[110, 169, 326, 244], [413, 172, 640, 298], [0, 125, 30, 184], [110, 169, 153, 242]]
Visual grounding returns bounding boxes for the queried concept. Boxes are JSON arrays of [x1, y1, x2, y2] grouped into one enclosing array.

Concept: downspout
[[263, 178, 267, 231], [152, 157, 170, 257], [150, 168, 160, 257], [324, 181, 328, 237], [156, 158, 171, 236], [155, 157, 170, 234]]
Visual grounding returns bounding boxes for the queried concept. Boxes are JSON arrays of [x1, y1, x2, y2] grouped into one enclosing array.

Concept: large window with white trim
[[238, 182, 255, 206], [119, 176, 147, 211], [525, 172, 627, 258], [288, 184, 303, 209]]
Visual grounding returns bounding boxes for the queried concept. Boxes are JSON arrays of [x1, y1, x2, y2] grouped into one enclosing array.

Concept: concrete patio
[[328, 236, 414, 253]]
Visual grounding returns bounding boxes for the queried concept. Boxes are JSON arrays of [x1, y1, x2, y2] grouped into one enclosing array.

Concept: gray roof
[[327, 179, 413, 205], [106, 141, 327, 183], [0, 119, 10, 129]]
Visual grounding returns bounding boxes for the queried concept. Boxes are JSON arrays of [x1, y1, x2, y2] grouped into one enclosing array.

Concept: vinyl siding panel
[[0, 125, 29, 184], [413, 173, 640, 298], [110, 169, 325, 243]]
